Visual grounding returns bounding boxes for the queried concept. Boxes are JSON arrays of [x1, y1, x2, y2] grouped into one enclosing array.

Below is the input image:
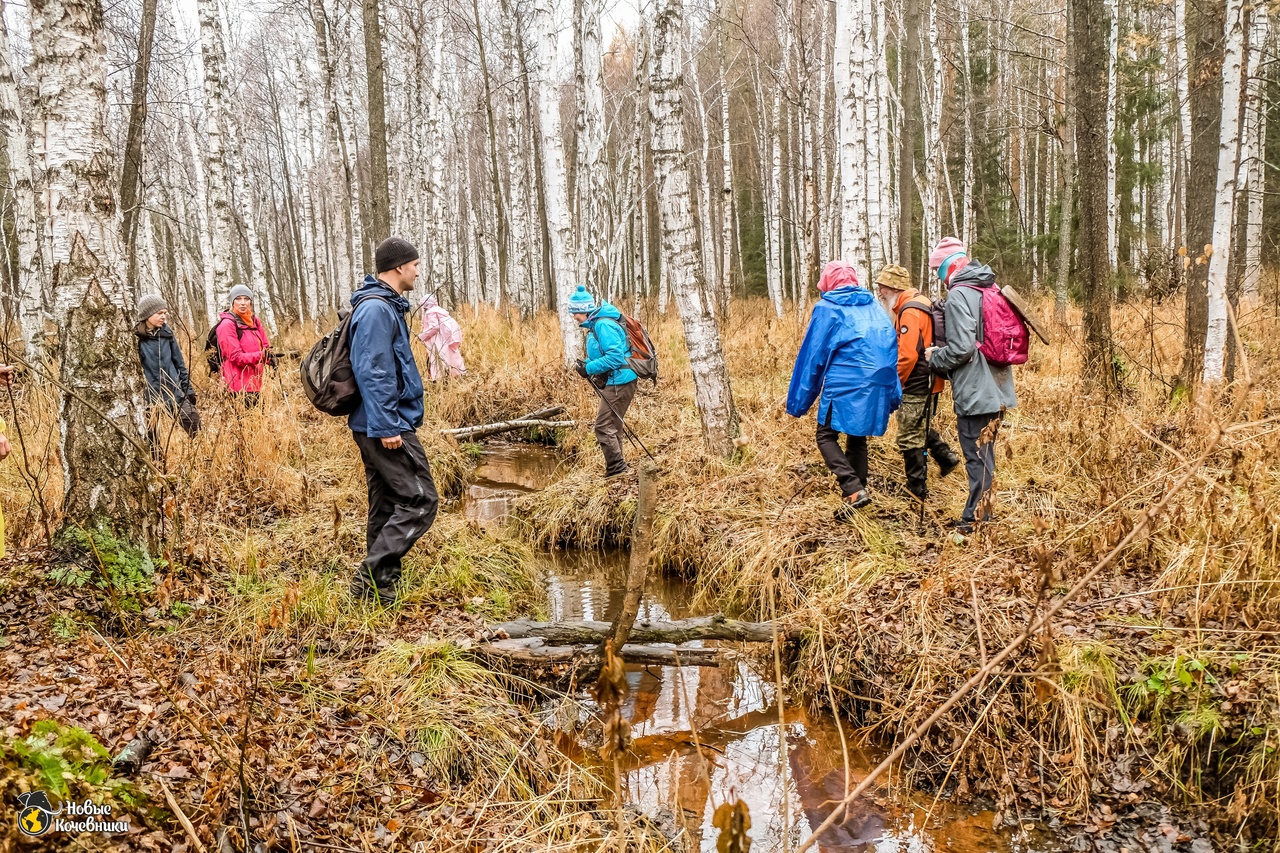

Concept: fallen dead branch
[[442, 418, 576, 441], [475, 636, 721, 667], [490, 614, 798, 644]]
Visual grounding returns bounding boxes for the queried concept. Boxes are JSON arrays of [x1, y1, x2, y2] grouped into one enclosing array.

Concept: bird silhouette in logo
[[16, 791, 60, 837]]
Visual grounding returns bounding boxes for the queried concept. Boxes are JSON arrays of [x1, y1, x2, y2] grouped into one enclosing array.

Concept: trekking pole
[[919, 393, 934, 528], [581, 375, 657, 463]]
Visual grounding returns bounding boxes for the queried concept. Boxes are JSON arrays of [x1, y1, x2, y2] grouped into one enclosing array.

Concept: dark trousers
[[956, 412, 1002, 523], [145, 398, 200, 454], [816, 424, 868, 498], [594, 380, 637, 476], [352, 431, 439, 590]]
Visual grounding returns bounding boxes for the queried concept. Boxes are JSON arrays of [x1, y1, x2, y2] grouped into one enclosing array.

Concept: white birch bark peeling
[[1202, 0, 1247, 383], [649, 0, 740, 458], [533, 0, 583, 363]]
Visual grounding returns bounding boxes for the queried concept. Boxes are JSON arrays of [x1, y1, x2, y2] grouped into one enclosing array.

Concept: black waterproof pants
[[352, 431, 439, 591], [955, 412, 1002, 523], [816, 424, 869, 498]]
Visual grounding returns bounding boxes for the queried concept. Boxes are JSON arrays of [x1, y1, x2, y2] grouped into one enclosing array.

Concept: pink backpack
[[950, 282, 1029, 367]]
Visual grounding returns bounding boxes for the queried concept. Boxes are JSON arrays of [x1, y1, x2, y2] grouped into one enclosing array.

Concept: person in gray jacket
[[924, 238, 1016, 533]]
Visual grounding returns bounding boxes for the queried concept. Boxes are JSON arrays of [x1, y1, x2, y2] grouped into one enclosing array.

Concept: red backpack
[[949, 282, 1029, 367], [618, 313, 658, 384]]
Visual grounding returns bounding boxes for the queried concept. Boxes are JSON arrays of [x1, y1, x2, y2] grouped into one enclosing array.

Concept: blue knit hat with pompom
[[566, 286, 596, 314]]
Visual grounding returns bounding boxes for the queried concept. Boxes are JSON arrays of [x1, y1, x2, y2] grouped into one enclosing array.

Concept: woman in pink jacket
[[417, 294, 465, 380], [216, 284, 274, 407]]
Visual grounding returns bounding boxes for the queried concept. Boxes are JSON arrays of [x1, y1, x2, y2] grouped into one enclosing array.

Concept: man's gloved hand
[[590, 373, 608, 390], [573, 359, 589, 379]]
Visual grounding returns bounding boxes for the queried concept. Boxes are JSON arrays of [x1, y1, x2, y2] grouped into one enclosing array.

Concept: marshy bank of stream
[[462, 443, 1064, 853]]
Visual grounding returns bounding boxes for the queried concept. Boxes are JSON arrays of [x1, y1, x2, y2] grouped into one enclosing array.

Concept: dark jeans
[[352, 431, 439, 591], [594, 381, 637, 476], [236, 392, 260, 409], [956, 412, 1003, 523], [816, 424, 868, 498]]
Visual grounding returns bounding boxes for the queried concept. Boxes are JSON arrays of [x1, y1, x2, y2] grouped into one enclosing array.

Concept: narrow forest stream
[[461, 445, 1063, 853]]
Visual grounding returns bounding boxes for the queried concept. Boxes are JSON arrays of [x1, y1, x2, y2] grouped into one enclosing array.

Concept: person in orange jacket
[[874, 265, 961, 500]]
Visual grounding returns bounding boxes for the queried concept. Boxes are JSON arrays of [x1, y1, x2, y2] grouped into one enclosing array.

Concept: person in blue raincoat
[[567, 285, 638, 478], [786, 260, 902, 519]]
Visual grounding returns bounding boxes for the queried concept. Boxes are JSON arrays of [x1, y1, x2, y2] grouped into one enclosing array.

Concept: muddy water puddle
[[462, 446, 1063, 853]]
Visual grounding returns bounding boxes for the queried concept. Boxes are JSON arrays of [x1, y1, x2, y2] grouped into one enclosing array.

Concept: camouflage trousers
[[896, 394, 934, 451]]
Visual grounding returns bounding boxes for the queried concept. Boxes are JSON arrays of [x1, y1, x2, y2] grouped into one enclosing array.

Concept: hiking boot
[[834, 490, 872, 521], [946, 519, 975, 535], [350, 571, 398, 607], [604, 465, 632, 480], [902, 450, 928, 500], [931, 443, 962, 478]]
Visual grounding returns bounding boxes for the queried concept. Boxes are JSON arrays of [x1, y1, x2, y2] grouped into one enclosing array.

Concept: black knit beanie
[[375, 237, 420, 273]]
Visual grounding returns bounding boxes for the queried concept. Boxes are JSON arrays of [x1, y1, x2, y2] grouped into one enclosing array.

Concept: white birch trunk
[[427, 17, 449, 297], [196, 0, 238, 313], [767, 67, 785, 316], [921, 0, 944, 262], [1241, 3, 1269, 298], [650, 0, 740, 457], [1174, 0, 1192, 250], [834, 0, 869, 267], [719, 10, 734, 306], [871, 0, 893, 266], [30, 0, 149, 530], [1202, 0, 1247, 383], [575, 0, 607, 300], [533, 0, 582, 362], [310, 0, 358, 303], [0, 3, 48, 358], [959, 0, 977, 245], [692, 62, 718, 311], [1105, 0, 1120, 271]]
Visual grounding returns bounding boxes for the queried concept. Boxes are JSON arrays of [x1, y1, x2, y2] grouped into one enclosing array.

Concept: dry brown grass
[[4, 294, 1280, 846], [507, 295, 1280, 840]]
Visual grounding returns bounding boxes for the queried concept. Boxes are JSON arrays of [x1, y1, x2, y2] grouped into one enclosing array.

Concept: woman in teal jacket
[[787, 261, 902, 517], [568, 286, 637, 478]]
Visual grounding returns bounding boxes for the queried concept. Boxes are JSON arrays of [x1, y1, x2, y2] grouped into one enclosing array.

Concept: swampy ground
[[1, 298, 1277, 852]]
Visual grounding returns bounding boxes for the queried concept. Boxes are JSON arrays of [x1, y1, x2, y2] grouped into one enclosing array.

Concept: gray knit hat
[[135, 293, 168, 324], [228, 284, 255, 306]]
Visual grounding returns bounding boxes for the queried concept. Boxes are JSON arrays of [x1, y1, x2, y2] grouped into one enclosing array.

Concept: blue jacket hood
[[819, 285, 875, 307], [582, 302, 624, 325], [352, 275, 411, 314]]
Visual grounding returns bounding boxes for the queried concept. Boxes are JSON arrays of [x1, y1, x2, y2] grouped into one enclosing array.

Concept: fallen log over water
[[476, 637, 721, 668], [442, 406, 570, 441], [442, 418, 575, 441], [491, 615, 799, 645]]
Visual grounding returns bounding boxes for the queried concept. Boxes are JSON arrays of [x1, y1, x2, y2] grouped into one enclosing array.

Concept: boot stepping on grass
[[833, 490, 872, 521]]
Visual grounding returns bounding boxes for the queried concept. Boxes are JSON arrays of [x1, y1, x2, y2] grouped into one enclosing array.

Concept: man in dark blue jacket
[[348, 237, 438, 605]]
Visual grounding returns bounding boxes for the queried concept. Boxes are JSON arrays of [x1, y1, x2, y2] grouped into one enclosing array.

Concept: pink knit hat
[[928, 237, 967, 270], [817, 260, 860, 293], [928, 237, 968, 284]]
